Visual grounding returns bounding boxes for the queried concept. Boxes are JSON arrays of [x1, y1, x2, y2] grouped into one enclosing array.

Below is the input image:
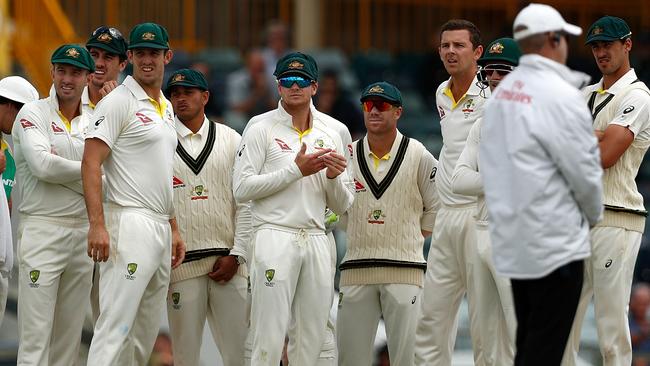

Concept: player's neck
[[367, 129, 397, 158], [88, 85, 102, 106], [602, 64, 631, 90], [181, 113, 205, 134], [57, 97, 81, 121], [282, 101, 311, 132], [449, 67, 477, 101]]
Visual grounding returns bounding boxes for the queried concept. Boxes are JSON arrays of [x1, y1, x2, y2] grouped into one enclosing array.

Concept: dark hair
[[0, 96, 23, 110], [440, 19, 482, 49]]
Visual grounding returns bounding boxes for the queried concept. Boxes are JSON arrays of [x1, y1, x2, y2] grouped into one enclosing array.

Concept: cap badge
[[142, 32, 156, 41], [172, 74, 185, 82], [368, 85, 384, 94], [97, 33, 112, 43], [288, 60, 304, 69], [65, 48, 80, 58], [489, 42, 504, 54], [592, 26, 603, 35]]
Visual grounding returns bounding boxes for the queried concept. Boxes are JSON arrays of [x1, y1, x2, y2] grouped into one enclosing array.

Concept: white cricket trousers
[[0, 271, 7, 326], [471, 226, 516, 366], [415, 204, 480, 366], [167, 273, 248, 366], [87, 205, 171, 366], [562, 226, 642, 366], [337, 283, 422, 366], [16, 215, 93, 366], [249, 226, 334, 366]]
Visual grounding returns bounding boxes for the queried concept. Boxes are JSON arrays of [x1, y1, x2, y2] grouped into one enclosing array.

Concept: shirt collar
[[81, 86, 91, 107], [275, 99, 314, 130], [363, 130, 403, 159], [123, 75, 153, 101], [440, 75, 486, 105], [519, 54, 590, 89], [175, 115, 209, 138], [47, 84, 83, 117], [595, 68, 638, 95]]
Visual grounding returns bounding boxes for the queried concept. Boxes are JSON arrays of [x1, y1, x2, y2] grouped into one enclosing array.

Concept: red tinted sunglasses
[[361, 100, 395, 112]]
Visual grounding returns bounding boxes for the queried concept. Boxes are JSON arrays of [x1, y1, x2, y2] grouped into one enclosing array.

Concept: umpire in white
[[563, 16, 650, 366], [336, 81, 438, 365], [165, 68, 250, 365], [480, 4, 603, 365]]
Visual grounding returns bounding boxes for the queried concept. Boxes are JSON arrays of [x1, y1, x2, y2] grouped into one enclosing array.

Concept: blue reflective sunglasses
[[277, 76, 313, 88]]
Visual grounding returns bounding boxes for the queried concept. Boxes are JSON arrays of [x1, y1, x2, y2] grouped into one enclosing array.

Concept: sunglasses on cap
[[277, 76, 313, 89], [92, 26, 124, 39], [361, 100, 396, 112]]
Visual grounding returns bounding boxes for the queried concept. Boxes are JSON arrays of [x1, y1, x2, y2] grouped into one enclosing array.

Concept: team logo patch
[[265, 269, 275, 287], [136, 112, 154, 125], [191, 184, 208, 200], [97, 33, 112, 43], [462, 98, 475, 118], [65, 48, 80, 58], [367, 209, 386, 224], [314, 138, 325, 149], [171, 292, 181, 309], [429, 167, 437, 180], [489, 42, 504, 54], [125, 263, 137, 280], [592, 26, 603, 35], [438, 106, 446, 119], [288, 61, 303, 69], [20, 119, 36, 129], [29, 270, 40, 288], [354, 178, 367, 192], [51, 122, 65, 133], [172, 74, 185, 83], [368, 85, 385, 94], [142, 32, 156, 41], [172, 176, 185, 188], [274, 138, 292, 152]]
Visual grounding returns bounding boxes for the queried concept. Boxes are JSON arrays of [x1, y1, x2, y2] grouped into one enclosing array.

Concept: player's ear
[[127, 50, 134, 64], [164, 49, 174, 65]]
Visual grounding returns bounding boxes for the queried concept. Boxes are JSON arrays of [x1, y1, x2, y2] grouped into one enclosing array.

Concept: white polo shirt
[[86, 75, 177, 217], [233, 102, 354, 231], [12, 86, 89, 217], [435, 76, 488, 206]]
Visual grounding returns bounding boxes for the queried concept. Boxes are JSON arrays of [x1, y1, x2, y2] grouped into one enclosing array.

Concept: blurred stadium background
[[1, 0, 650, 365]]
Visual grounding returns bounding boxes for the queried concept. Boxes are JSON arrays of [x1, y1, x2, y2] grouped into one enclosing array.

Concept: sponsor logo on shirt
[[191, 184, 208, 200], [430, 167, 437, 180], [605, 259, 613, 268], [411, 296, 417, 304], [237, 144, 245, 157], [20, 119, 36, 129], [347, 144, 353, 158], [338, 292, 343, 308], [624, 106, 635, 114], [354, 179, 366, 192], [125, 262, 137, 280], [265, 269, 275, 287], [171, 292, 181, 309], [94, 116, 105, 127], [29, 270, 40, 288], [135, 112, 154, 125], [367, 209, 386, 224], [438, 106, 446, 119], [172, 176, 185, 188], [51, 122, 65, 133], [274, 138, 292, 152]]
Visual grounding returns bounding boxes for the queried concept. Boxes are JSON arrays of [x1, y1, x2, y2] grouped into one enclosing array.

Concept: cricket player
[[165, 68, 249, 366], [84, 24, 128, 323], [451, 37, 521, 365], [336, 81, 438, 365], [233, 52, 354, 365], [83, 26, 128, 115], [83, 23, 185, 366], [13, 44, 95, 365], [415, 19, 487, 365], [481, 4, 602, 365], [563, 16, 650, 366], [0, 76, 39, 325]]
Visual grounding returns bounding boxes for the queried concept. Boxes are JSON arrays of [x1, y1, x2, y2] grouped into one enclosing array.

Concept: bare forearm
[[82, 160, 105, 227]]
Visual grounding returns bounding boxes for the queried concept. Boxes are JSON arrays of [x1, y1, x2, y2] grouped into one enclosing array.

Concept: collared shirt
[[358, 131, 439, 231], [175, 115, 210, 157], [233, 101, 354, 231], [480, 54, 603, 279], [87, 75, 177, 216], [435, 76, 489, 206], [81, 86, 95, 119], [12, 86, 89, 217], [583, 69, 650, 140]]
